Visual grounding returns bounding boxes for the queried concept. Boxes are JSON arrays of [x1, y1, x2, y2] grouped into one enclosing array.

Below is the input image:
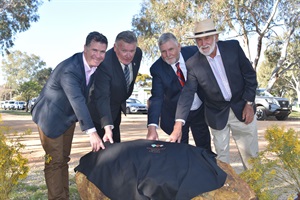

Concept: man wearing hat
[[168, 18, 259, 170]]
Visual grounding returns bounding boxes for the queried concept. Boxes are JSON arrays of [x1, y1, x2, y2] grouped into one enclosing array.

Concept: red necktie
[[176, 62, 185, 87]]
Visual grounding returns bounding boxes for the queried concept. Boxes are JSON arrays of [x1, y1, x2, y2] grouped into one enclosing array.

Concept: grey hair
[[158, 33, 179, 47], [115, 31, 137, 44]]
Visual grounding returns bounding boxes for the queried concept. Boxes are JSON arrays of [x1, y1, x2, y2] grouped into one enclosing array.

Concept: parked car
[[15, 101, 26, 110], [126, 98, 148, 114], [255, 88, 291, 120], [3, 100, 16, 110]]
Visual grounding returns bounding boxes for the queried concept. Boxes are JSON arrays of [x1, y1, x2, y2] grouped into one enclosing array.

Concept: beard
[[198, 36, 216, 56]]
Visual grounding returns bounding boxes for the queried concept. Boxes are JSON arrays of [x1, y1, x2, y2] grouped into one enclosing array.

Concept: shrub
[[240, 125, 300, 200], [0, 114, 29, 200]]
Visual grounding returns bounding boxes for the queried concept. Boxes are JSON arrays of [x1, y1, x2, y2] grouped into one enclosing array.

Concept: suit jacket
[[32, 53, 95, 138], [88, 47, 142, 127], [176, 40, 257, 130], [147, 46, 200, 134], [75, 139, 227, 200]]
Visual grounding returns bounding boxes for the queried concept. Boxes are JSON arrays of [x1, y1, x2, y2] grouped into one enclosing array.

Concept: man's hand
[[147, 126, 159, 140], [242, 104, 255, 124], [102, 126, 114, 144], [167, 121, 183, 143], [89, 132, 105, 152]]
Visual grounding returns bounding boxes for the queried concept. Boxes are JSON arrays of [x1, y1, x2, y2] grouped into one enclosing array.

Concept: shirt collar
[[83, 53, 96, 74], [171, 53, 184, 68]]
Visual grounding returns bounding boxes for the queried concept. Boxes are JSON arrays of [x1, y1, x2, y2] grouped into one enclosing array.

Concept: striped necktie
[[176, 62, 185, 87], [124, 64, 130, 92]]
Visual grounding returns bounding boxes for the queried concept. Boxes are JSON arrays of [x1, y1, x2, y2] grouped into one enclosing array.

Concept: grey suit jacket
[[176, 40, 257, 130], [88, 47, 143, 128], [32, 53, 95, 138]]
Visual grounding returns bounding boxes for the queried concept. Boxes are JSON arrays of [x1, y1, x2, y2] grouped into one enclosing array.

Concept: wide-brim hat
[[187, 18, 222, 39]]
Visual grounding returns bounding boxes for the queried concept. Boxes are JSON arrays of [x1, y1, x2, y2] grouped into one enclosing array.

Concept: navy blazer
[[75, 139, 227, 200], [88, 47, 142, 128], [176, 40, 257, 130], [147, 46, 199, 134], [32, 53, 95, 138]]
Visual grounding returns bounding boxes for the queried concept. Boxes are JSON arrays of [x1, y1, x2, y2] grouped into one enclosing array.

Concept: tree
[[132, 0, 300, 90], [135, 73, 152, 87], [1, 50, 46, 90], [17, 81, 41, 112], [0, 0, 45, 55]]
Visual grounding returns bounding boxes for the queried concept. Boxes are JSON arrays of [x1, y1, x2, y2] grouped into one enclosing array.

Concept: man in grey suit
[[32, 32, 110, 200], [147, 33, 211, 150], [88, 31, 142, 143], [169, 19, 259, 170]]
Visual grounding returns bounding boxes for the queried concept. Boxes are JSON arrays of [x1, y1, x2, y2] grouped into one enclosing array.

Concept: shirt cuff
[[175, 119, 185, 126], [147, 123, 158, 128], [85, 127, 96, 135]]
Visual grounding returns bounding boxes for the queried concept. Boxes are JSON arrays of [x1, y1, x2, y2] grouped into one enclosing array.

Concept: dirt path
[[1, 112, 299, 199]]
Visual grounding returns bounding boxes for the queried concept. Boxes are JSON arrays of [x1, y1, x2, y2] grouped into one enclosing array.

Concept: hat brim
[[186, 31, 222, 39]]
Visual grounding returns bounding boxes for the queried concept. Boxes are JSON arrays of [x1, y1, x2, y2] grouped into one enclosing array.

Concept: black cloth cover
[[74, 139, 227, 200]]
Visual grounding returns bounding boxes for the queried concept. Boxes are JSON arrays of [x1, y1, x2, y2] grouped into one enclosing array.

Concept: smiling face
[[84, 40, 107, 68], [159, 39, 181, 65], [195, 34, 218, 58], [114, 40, 137, 65]]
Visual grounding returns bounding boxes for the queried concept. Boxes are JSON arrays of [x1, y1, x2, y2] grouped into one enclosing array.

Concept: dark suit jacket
[[176, 40, 257, 130], [75, 139, 227, 200], [88, 47, 142, 128], [147, 46, 201, 134], [32, 53, 95, 138]]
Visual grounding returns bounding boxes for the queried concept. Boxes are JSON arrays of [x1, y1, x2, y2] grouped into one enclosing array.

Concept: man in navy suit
[[32, 32, 109, 199], [147, 33, 211, 150], [169, 19, 259, 170], [88, 31, 142, 143]]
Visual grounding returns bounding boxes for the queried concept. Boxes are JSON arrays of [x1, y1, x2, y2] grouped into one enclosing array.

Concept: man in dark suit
[[88, 31, 142, 143], [169, 19, 259, 170], [147, 33, 211, 150], [31, 32, 109, 199]]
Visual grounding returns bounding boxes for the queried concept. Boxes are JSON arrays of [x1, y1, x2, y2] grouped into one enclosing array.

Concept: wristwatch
[[246, 101, 253, 105]]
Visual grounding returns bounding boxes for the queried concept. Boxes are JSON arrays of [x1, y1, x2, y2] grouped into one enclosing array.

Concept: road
[[1, 112, 299, 173]]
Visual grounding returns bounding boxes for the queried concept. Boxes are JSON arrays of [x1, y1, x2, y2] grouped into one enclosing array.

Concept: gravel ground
[[1, 112, 299, 199]]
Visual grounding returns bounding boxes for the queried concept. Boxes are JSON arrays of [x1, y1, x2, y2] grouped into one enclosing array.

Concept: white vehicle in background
[[15, 101, 26, 110], [4, 100, 16, 110]]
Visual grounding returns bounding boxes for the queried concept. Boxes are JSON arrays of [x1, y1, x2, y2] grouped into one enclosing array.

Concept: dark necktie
[[124, 65, 130, 92], [176, 62, 185, 87]]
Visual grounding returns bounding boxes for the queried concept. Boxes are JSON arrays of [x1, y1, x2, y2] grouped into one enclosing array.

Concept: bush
[[0, 114, 29, 200], [240, 125, 300, 200]]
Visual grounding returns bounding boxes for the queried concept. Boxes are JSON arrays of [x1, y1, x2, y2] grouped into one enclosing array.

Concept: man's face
[[114, 40, 137, 65], [159, 40, 181, 65], [195, 35, 218, 57], [84, 40, 107, 68]]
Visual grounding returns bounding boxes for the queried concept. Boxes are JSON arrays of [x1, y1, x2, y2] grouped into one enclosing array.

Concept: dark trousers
[[94, 110, 122, 143], [38, 123, 75, 200], [181, 106, 211, 151]]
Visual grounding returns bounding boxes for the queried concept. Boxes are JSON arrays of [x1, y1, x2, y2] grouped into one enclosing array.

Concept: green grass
[[10, 177, 80, 200], [0, 109, 31, 116], [289, 110, 300, 118]]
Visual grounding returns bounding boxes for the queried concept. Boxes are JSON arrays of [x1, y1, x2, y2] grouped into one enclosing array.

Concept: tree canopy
[[0, 0, 45, 55], [132, 0, 300, 93]]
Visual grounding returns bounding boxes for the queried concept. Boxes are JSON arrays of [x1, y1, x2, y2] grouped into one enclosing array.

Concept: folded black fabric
[[75, 139, 227, 200]]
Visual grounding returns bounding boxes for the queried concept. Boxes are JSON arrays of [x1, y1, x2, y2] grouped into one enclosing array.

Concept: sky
[[1, 0, 146, 83]]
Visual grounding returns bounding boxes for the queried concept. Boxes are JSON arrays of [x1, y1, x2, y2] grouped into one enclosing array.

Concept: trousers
[[38, 123, 75, 200]]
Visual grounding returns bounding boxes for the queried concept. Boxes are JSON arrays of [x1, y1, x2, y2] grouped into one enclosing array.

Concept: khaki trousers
[[38, 123, 75, 200], [210, 109, 259, 170]]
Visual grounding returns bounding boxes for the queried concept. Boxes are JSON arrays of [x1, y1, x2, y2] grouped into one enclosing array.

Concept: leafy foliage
[[0, 0, 44, 55], [0, 114, 29, 199], [240, 126, 300, 199]]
